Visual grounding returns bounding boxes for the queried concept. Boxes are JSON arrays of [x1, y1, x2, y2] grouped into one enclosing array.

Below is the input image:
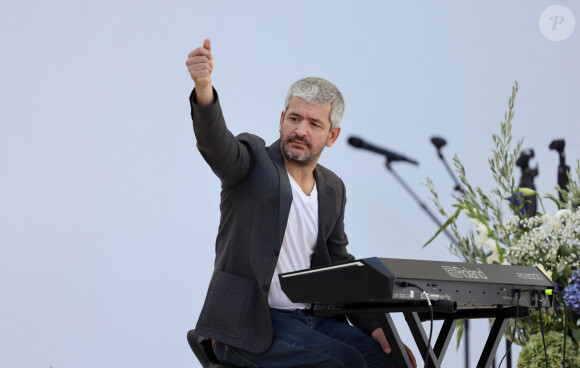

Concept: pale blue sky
[[1, 1, 578, 367]]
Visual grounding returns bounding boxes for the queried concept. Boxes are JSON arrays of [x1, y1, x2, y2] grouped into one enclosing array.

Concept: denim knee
[[328, 344, 367, 368]]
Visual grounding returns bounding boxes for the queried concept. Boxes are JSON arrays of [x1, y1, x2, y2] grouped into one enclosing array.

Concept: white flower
[[555, 209, 572, 219], [475, 223, 489, 247], [541, 212, 560, 232], [475, 235, 488, 247], [487, 248, 500, 264], [477, 222, 488, 234], [485, 238, 500, 263], [484, 238, 497, 251]]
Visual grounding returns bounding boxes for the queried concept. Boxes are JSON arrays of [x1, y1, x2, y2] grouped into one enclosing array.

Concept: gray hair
[[284, 77, 344, 130]]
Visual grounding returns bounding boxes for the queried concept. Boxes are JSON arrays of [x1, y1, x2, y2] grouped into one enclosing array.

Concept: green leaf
[[456, 320, 464, 350], [570, 326, 580, 345], [422, 208, 461, 248]]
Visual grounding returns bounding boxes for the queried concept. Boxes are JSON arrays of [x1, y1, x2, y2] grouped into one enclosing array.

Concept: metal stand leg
[[506, 339, 512, 368], [476, 315, 510, 368], [433, 317, 458, 365], [376, 313, 415, 368], [403, 312, 439, 367], [376, 311, 458, 368], [465, 320, 470, 368]]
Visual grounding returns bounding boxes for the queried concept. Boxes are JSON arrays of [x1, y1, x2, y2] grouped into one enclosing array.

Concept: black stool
[[187, 329, 240, 368]]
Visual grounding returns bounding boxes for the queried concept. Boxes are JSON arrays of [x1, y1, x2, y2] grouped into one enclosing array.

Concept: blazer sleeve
[[190, 88, 254, 187]]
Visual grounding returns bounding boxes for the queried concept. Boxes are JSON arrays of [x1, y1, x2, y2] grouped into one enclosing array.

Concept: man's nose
[[294, 120, 307, 136]]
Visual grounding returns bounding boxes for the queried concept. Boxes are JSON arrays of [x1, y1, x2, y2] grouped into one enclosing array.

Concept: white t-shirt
[[268, 173, 319, 310]]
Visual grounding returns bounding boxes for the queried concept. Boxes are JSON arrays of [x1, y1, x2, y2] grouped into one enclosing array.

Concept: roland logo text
[[441, 266, 489, 280]]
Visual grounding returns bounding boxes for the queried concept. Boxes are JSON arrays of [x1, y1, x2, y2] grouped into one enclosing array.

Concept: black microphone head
[[549, 139, 565, 152], [347, 136, 364, 148], [516, 149, 534, 168], [431, 136, 447, 150]]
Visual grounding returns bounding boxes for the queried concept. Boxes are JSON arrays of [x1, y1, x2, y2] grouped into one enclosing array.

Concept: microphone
[[430, 137, 447, 150], [348, 136, 419, 165], [549, 139, 566, 165], [549, 139, 565, 154]]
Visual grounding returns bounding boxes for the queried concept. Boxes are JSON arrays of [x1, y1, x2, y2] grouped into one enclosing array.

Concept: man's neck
[[283, 158, 317, 196]]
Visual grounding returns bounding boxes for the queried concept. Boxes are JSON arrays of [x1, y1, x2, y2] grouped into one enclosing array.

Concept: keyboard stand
[[316, 304, 529, 368]]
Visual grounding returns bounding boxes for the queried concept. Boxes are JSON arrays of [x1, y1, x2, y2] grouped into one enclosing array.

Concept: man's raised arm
[[186, 38, 214, 106]]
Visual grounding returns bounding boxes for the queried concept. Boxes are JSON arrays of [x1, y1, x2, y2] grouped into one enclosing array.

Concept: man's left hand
[[371, 327, 417, 368]]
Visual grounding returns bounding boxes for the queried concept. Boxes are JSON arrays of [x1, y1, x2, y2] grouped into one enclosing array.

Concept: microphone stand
[[432, 137, 463, 194], [431, 137, 463, 194], [516, 149, 538, 216], [549, 139, 570, 201]]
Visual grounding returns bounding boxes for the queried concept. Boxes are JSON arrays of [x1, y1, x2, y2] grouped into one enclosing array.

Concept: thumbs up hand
[[186, 38, 214, 105]]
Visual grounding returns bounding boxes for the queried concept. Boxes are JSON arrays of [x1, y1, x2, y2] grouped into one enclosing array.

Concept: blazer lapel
[[268, 140, 292, 248], [311, 166, 337, 266]]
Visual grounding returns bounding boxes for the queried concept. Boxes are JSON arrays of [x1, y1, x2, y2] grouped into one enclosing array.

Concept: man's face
[[279, 97, 341, 166]]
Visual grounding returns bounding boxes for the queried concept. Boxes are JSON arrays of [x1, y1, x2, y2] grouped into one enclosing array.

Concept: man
[[187, 38, 416, 368]]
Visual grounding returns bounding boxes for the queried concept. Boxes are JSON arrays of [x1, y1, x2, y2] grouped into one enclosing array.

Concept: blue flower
[[507, 191, 527, 216], [563, 271, 580, 314]]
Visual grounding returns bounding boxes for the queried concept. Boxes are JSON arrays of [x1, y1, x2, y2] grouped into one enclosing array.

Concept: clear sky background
[[1, 1, 578, 367]]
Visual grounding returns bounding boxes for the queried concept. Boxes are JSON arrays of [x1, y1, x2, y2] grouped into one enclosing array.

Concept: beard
[[280, 133, 324, 166]]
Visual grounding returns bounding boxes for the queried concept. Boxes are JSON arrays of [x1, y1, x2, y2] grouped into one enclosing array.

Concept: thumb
[[203, 38, 211, 53], [383, 340, 391, 354], [372, 327, 391, 354]]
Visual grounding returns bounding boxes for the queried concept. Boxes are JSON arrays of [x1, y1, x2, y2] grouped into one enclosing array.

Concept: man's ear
[[326, 126, 341, 147], [279, 110, 284, 132]]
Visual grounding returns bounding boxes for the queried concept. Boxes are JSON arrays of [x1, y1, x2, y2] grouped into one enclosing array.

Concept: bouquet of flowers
[[424, 82, 580, 350]]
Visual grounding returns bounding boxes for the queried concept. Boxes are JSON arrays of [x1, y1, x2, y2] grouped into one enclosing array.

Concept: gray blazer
[[190, 89, 366, 354]]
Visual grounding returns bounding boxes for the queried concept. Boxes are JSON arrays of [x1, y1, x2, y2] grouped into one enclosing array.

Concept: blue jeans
[[213, 308, 398, 368]]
